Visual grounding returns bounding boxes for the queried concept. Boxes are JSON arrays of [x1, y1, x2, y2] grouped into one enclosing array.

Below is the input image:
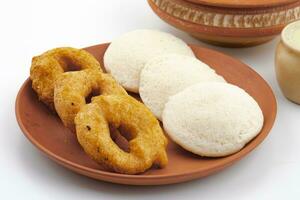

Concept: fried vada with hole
[[30, 47, 101, 110], [54, 69, 127, 132], [75, 95, 168, 174]]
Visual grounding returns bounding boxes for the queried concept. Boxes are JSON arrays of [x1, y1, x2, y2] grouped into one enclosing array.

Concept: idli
[[162, 82, 264, 157], [104, 29, 195, 92], [139, 54, 225, 120]]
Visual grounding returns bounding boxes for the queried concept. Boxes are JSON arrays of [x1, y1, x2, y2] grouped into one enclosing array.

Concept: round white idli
[[139, 54, 225, 120], [103, 29, 195, 93], [162, 82, 264, 157]]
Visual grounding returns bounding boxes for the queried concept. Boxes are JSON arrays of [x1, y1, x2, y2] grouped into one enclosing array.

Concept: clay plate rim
[[15, 43, 277, 185], [185, 0, 298, 8]]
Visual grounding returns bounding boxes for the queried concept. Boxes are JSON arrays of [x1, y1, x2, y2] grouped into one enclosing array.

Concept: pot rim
[[281, 20, 300, 53], [184, 0, 299, 8]]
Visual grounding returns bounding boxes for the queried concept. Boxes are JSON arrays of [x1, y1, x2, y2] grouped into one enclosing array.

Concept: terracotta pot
[[148, 0, 300, 47]]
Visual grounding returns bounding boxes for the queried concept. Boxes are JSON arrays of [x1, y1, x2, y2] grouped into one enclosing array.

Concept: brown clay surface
[[185, 0, 298, 8], [148, 0, 288, 37], [190, 33, 275, 48], [148, 0, 300, 47], [15, 43, 277, 185]]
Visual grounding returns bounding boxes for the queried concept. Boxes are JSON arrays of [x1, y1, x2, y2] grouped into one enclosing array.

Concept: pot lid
[[185, 0, 299, 8]]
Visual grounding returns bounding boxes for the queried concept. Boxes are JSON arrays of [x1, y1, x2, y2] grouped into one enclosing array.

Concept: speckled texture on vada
[[30, 47, 101, 110], [75, 95, 168, 174]]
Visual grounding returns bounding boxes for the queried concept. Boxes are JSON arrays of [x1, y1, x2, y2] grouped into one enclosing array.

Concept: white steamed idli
[[139, 54, 225, 120], [103, 29, 195, 93], [162, 82, 264, 157]]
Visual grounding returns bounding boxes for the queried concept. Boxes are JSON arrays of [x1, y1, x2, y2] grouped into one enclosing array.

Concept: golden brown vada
[[54, 70, 127, 132], [30, 47, 101, 110], [74, 95, 168, 174]]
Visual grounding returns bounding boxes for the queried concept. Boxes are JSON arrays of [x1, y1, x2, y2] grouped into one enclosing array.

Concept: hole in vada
[[85, 89, 101, 104], [59, 57, 82, 72], [67, 65, 82, 71], [109, 124, 134, 153]]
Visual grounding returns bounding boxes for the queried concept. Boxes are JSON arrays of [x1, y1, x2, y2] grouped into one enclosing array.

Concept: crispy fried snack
[[75, 95, 168, 174], [54, 70, 127, 132], [30, 47, 101, 110]]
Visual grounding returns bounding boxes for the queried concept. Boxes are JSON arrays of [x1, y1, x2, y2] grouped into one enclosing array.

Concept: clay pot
[[148, 0, 300, 47], [275, 20, 300, 104]]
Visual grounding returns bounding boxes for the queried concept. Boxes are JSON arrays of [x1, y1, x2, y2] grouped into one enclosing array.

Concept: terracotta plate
[[185, 0, 298, 8], [15, 43, 277, 185]]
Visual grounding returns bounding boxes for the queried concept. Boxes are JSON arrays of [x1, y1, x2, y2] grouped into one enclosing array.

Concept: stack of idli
[[104, 29, 264, 157]]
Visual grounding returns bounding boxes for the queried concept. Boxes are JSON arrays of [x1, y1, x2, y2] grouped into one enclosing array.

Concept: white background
[[1, 0, 299, 199]]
